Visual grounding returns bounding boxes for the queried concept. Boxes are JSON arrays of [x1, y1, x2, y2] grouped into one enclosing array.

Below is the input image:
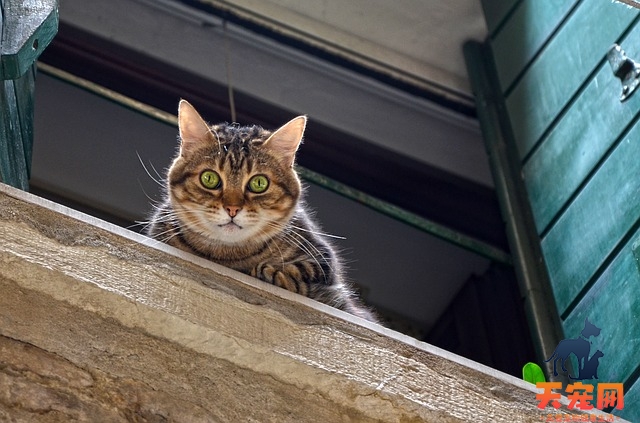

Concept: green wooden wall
[[476, 0, 640, 420], [1, 0, 58, 190]]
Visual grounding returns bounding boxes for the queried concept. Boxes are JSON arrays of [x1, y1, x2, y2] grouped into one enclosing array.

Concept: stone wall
[[0, 183, 620, 422]]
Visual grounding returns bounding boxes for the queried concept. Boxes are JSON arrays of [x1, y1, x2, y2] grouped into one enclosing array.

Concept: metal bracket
[[607, 44, 640, 102]]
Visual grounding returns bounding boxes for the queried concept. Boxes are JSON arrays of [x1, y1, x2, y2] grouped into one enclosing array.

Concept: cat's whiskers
[[135, 206, 206, 241], [256, 227, 286, 271], [267, 220, 335, 267], [146, 225, 180, 243], [148, 160, 165, 184], [129, 202, 177, 232], [265, 221, 330, 282], [266, 219, 345, 242], [136, 152, 166, 188], [288, 231, 333, 278], [266, 221, 326, 256], [136, 209, 183, 227], [286, 223, 346, 240]]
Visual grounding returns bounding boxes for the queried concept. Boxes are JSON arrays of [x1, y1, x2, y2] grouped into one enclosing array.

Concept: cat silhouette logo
[[545, 318, 603, 380]]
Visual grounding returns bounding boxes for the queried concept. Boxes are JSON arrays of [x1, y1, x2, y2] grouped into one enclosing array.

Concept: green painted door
[[471, 1, 640, 420]]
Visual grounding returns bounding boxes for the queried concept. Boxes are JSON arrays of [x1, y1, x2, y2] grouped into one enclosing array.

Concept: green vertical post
[[463, 41, 568, 385], [0, 0, 58, 190]]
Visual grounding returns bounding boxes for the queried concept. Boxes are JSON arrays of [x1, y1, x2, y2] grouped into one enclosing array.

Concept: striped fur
[[145, 100, 378, 322]]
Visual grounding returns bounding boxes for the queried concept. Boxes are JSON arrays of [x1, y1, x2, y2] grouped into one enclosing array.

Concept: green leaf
[[522, 362, 546, 385]]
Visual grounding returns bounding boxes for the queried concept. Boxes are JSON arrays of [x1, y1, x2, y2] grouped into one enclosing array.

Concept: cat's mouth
[[218, 221, 243, 230]]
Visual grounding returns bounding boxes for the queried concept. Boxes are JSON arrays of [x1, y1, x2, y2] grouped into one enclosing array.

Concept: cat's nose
[[226, 206, 242, 218]]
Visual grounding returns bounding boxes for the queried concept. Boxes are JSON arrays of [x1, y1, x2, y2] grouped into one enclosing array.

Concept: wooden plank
[[523, 19, 640, 234], [481, 0, 520, 36], [562, 236, 640, 400], [506, 0, 638, 159], [492, 0, 578, 93], [541, 118, 640, 314]]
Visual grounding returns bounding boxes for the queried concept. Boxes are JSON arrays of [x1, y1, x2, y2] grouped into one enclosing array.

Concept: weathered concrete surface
[[0, 183, 622, 422]]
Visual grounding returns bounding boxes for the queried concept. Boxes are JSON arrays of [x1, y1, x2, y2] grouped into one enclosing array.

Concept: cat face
[[167, 100, 306, 246]]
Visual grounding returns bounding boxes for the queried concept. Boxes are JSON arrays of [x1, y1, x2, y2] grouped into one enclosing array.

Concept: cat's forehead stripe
[[221, 150, 249, 175], [206, 124, 272, 175]]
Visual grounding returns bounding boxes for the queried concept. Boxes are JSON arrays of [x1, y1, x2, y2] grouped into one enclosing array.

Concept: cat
[[145, 100, 378, 323], [570, 350, 603, 380], [545, 318, 601, 378]]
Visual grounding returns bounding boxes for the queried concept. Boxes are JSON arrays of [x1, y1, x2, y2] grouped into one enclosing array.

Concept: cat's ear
[[178, 100, 217, 154], [263, 116, 307, 167]]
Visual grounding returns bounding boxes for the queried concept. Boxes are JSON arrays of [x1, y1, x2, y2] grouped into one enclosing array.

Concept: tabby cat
[[145, 100, 378, 322]]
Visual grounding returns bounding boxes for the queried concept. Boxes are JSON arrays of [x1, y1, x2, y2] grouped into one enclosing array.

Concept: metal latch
[[607, 44, 640, 101], [607, 44, 640, 102]]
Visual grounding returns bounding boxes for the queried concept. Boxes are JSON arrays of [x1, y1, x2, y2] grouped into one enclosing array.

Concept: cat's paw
[[251, 263, 309, 296]]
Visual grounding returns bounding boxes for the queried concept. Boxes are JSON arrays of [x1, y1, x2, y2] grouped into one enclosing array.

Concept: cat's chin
[[206, 222, 267, 246], [217, 221, 245, 238], [218, 221, 243, 230]]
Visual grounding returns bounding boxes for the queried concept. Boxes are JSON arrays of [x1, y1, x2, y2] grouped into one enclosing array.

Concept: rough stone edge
[[0, 184, 510, 384], [0, 182, 623, 422]]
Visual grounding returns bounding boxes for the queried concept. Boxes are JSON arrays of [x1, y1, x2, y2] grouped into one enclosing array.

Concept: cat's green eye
[[248, 175, 269, 193], [200, 170, 221, 189]]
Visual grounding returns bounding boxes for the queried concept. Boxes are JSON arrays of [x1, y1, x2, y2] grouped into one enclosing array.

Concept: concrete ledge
[[0, 183, 621, 422]]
